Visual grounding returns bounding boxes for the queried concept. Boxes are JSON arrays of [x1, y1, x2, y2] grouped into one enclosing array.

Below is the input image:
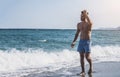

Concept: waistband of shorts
[[80, 39, 90, 41]]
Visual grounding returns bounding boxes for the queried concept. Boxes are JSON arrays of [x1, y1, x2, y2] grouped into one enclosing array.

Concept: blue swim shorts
[[77, 39, 91, 53]]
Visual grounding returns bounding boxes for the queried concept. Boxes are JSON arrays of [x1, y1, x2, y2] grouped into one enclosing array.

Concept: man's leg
[[79, 52, 85, 73], [85, 53, 92, 74]]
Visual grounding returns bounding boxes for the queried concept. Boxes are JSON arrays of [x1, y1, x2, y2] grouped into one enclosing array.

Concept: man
[[71, 10, 92, 75]]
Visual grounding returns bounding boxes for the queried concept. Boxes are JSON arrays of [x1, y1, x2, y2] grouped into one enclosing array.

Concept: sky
[[0, 0, 120, 29]]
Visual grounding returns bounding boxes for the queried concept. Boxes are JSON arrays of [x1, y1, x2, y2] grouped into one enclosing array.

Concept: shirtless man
[[71, 10, 93, 75]]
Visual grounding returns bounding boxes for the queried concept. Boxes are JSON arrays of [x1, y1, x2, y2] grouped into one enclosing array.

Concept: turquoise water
[[0, 29, 120, 51], [0, 29, 120, 76]]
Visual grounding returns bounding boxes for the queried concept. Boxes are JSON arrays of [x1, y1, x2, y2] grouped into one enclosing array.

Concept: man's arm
[[83, 11, 92, 26], [71, 23, 80, 48], [86, 15, 92, 26]]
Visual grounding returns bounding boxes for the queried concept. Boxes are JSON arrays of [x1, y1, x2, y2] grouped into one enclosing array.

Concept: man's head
[[80, 10, 88, 21]]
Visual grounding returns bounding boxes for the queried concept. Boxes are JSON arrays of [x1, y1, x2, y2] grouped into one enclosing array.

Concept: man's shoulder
[[77, 22, 82, 26], [77, 22, 82, 30]]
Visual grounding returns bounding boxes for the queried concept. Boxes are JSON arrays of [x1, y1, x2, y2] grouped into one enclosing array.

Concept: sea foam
[[0, 45, 120, 72]]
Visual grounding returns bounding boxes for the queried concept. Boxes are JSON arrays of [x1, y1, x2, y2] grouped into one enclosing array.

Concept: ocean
[[0, 29, 120, 77]]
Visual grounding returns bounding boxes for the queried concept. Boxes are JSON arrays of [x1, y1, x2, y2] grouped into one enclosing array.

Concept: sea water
[[0, 29, 120, 76]]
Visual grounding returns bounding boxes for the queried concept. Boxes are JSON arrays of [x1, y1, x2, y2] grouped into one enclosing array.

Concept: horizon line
[[0, 28, 119, 31]]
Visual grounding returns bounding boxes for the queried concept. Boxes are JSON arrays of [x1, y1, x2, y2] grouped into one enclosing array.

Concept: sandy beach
[[22, 61, 120, 77]]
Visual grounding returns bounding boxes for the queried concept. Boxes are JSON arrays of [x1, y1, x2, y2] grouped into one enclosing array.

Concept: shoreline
[[0, 61, 120, 77], [22, 61, 120, 77]]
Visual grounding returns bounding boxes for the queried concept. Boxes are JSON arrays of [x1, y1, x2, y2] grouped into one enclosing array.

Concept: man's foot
[[88, 69, 92, 74], [76, 72, 85, 76], [88, 74, 92, 77], [80, 72, 86, 76]]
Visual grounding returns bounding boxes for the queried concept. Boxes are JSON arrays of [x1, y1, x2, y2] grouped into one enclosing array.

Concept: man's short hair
[[81, 10, 89, 15]]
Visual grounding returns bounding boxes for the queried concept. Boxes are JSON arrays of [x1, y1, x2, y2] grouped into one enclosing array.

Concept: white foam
[[0, 49, 78, 72], [91, 45, 120, 62], [0, 45, 120, 72], [38, 39, 47, 42]]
